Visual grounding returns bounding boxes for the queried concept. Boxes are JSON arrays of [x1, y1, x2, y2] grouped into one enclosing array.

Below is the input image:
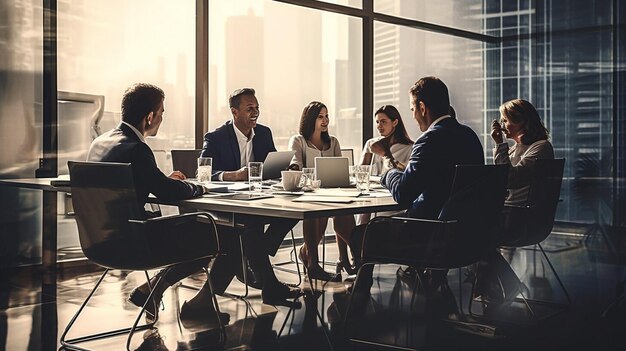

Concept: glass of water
[[300, 167, 315, 190], [248, 161, 264, 192], [197, 157, 212, 184], [355, 164, 371, 192]]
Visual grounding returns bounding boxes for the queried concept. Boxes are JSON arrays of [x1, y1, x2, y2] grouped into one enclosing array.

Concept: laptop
[[314, 157, 351, 188], [262, 150, 296, 180]]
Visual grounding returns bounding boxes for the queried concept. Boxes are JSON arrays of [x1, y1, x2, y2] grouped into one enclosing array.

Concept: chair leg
[[224, 233, 249, 299], [343, 262, 373, 335], [204, 267, 227, 347], [270, 230, 303, 287], [538, 243, 572, 305], [126, 268, 171, 350], [60, 269, 154, 351]]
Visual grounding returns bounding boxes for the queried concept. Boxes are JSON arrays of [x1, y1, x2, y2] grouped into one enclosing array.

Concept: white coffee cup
[[281, 170, 303, 191]]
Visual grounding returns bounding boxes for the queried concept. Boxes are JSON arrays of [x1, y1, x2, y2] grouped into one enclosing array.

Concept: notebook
[[263, 150, 296, 180], [314, 157, 351, 188]]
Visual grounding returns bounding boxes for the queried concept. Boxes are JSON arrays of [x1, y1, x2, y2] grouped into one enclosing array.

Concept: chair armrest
[[390, 216, 459, 224], [503, 203, 532, 209], [128, 211, 216, 224], [128, 212, 221, 254]]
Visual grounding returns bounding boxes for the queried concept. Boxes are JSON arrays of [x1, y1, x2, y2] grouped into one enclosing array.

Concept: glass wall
[[1, 0, 624, 268], [208, 0, 363, 157], [374, 0, 484, 33], [54, 0, 197, 260], [373, 21, 488, 145], [0, 1, 43, 267], [57, 0, 197, 175], [483, 0, 615, 225]]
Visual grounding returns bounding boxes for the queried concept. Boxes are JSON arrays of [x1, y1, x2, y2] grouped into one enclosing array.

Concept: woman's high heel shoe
[[336, 259, 357, 276], [299, 245, 341, 282], [307, 264, 342, 282]]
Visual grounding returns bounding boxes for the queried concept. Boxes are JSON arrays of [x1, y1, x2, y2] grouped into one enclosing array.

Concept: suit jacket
[[201, 120, 277, 180], [87, 123, 203, 212], [382, 117, 484, 219]]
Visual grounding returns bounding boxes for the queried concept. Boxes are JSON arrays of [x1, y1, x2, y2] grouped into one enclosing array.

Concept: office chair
[[61, 161, 224, 350], [344, 164, 508, 349], [341, 148, 354, 166], [170, 149, 202, 178], [470, 158, 570, 320]]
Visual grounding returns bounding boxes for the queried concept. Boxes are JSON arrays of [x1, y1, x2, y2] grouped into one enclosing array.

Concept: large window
[[0, 1, 43, 266], [58, 0, 197, 174], [373, 21, 488, 143], [484, 0, 615, 224], [208, 0, 363, 156], [374, 0, 484, 33], [1, 0, 624, 268]]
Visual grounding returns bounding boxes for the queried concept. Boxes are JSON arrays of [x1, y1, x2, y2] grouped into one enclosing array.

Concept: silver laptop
[[263, 150, 296, 180], [314, 157, 351, 188]]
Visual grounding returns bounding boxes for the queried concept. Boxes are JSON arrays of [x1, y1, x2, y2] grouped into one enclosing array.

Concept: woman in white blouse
[[288, 101, 356, 281], [359, 105, 413, 176], [473, 99, 554, 304], [491, 98, 554, 205], [356, 105, 413, 228]]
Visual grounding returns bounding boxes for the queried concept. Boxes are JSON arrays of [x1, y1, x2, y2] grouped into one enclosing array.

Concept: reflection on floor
[[1, 226, 625, 350]]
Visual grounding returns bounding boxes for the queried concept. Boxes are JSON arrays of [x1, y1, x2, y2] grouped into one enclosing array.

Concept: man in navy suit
[[350, 77, 484, 293], [382, 77, 484, 219], [201, 88, 275, 181], [201, 88, 300, 305], [88, 83, 227, 323]]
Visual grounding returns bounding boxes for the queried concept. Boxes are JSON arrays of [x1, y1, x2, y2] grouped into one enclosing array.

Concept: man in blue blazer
[[382, 77, 485, 219], [88, 83, 227, 323], [201, 88, 300, 305], [350, 77, 484, 294]]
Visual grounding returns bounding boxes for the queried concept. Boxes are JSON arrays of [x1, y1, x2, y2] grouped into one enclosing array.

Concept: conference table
[[0, 178, 404, 272], [0, 177, 402, 349]]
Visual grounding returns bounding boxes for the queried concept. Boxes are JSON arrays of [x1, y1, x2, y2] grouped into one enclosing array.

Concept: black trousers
[[152, 218, 217, 286], [209, 215, 298, 294]]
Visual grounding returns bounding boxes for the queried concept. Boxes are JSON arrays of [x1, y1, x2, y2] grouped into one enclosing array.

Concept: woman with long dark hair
[[359, 105, 413, 175], [288, 101, 356, 280]]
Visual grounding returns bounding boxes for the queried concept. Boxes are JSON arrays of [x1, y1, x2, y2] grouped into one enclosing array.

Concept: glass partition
[[208, 0, 363, 156], [373, 22, 488, 143], [0, 1, 44, 267], [374, 0, 485, 34]]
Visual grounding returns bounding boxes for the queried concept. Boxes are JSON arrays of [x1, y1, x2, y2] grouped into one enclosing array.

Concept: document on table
[[292, 195, 354, 203], [304, 188, 361, 197]]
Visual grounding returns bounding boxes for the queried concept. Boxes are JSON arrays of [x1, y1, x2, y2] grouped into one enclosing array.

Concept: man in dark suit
[[201, 88, 300, 305], [88, 83, 227, 323], [201, 89, 275, 181], [350, 77, 484, 291]]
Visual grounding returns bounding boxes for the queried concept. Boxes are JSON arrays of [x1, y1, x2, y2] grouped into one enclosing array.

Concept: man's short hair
[[121, 83, 164, 127], [229, 88, 256, 109], [409, 77, 450, 118]]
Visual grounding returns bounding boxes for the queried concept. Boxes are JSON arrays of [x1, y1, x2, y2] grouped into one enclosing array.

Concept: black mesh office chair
[[171, 149, 202, 178], [61, 161, 224, 350], [470, 158, 570, 320], [344, 164, 508, 349]]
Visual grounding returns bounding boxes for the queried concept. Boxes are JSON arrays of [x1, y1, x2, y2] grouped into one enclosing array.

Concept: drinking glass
[[248, 162, 264, 192], [355, 164, 371, 192], [300, 167, 315, 190], [197, 157, 212, 184]]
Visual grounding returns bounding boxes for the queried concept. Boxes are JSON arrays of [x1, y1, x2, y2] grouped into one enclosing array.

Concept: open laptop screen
[[314, 157, 350, 188], [263, 150, 296, 180]]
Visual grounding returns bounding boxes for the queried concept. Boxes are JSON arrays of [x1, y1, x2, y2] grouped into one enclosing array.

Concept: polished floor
[[1, 223, 625, 350]]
